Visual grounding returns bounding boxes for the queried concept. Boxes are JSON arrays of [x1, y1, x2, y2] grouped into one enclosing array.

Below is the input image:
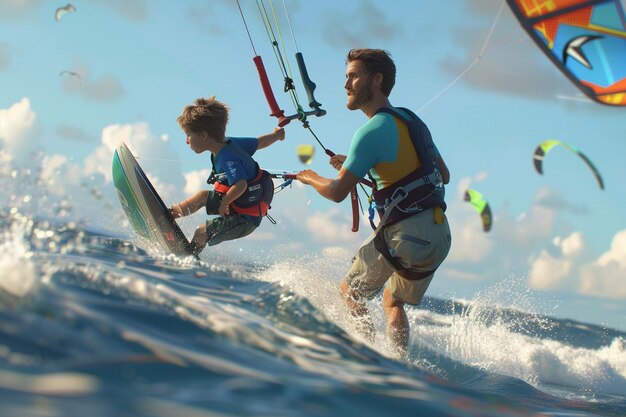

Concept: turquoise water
[[1, 210, 625, 417]]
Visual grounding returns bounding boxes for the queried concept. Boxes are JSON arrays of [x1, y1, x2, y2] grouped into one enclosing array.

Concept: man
[[296, 49, 451, 356]]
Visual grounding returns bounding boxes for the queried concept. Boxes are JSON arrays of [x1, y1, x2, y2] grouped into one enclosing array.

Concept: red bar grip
[[350, 188, 359, 232], [253, 56, 289, 127]]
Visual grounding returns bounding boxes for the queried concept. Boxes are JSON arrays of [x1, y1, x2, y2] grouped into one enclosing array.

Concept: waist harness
[[370, 107, 446, 281], [208, 154, 274, 217]]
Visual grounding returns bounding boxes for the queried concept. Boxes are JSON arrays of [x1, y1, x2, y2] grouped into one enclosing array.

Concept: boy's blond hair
[[177, 97, 229, 142]]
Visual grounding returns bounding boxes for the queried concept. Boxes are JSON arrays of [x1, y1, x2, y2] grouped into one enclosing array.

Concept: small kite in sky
[[532, 139, 604, 190], [59, 70, 82, 84], [55, 4, 76, 21], [464, 189, 492, 232], [296, 144, 315, 164]]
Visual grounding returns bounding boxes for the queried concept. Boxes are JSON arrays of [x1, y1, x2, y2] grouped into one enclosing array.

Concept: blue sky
[[1, 0, 625, 330]]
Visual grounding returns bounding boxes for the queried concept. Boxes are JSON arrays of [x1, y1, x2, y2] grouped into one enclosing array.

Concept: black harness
[[370, 107, 446, 280]]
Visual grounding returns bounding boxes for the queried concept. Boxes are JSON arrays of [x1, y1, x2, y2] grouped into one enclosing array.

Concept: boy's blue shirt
[[212, 137, 262, 227], [213, 137, 259, 185]]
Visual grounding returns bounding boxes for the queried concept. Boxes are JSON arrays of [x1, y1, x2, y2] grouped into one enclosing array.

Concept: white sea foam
[[260, 261, 626, 398], [0, 216, 36, 297], [412, 305, 626, 397]]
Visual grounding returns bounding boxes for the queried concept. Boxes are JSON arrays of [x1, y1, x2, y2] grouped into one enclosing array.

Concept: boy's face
[[184, 129, 210, 153]]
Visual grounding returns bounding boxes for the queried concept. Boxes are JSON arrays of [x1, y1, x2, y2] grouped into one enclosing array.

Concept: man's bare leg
[[339, 279, 375, 342], [382, 287, 409, 357]]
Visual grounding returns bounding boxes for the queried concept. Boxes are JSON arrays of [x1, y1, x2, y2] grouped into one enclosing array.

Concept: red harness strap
[[213, 169, 272, 217]]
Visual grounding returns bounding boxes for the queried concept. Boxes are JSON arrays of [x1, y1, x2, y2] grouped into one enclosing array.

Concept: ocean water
[[1, 208, 625, 417]]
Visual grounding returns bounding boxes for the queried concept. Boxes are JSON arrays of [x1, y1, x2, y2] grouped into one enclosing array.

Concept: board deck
[[112, 142, 196, 257]]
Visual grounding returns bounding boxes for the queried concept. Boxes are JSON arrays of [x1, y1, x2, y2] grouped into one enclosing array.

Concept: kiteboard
[[112, 142, 196, 257]]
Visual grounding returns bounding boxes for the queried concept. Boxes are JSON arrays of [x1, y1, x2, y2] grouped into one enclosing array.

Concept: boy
[[170, 96, 285, 255]]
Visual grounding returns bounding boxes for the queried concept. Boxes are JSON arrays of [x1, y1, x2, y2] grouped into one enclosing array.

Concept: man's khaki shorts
[[345, 207, 451, 305]]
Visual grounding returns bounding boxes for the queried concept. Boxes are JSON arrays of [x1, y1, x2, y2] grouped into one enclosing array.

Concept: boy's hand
[[274, 127, 285, 141], [218, 201, 230, 216], [170, 203, 183, 219]]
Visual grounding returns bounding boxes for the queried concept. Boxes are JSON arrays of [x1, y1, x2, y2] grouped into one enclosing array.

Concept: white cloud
[[184, 169, 211, 196], [83, 144, 115, 183], [86, 121, 184, 193], [0, 98, 38, 164], [529, 252, 572, 290], [306, 207, 362, 244], [529, 232, 584, 290], [496, 187, 558, 248], [447, 220, 493, 263], [523, 227, 626, 300], [596, 230, 626, 268], [556, 232, 584, 257], [579, 230, 626, 299], [0, 100, 117, 225], [444, 184, 582, 284]]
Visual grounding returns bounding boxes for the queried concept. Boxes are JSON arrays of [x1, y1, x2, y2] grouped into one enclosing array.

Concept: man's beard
[[347, 78, 374, 110]]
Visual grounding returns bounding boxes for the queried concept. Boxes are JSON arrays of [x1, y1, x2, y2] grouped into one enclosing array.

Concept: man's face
[[345, 60, 374, 110]]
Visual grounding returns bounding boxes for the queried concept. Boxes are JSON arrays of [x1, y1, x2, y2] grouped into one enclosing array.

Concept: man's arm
[[297, 167, 361, 203]]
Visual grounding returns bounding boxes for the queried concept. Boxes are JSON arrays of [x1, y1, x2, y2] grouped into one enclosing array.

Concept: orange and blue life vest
[[208, 139, 274, 219], [212, 165, 274, 217]]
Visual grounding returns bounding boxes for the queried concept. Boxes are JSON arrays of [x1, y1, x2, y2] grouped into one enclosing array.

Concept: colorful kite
[[507, 0, 626, 106], [464, 189, 493, 232], [532, 139, 604, 189]]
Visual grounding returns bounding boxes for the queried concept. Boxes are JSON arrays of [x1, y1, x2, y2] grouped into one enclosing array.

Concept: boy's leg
[[205, 190, 221, 215], [206, 214, 257, 247], [190, 224, 208, 255]]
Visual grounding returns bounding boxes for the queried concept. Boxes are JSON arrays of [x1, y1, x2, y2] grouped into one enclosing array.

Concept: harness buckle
[[389, 187, 407, 204]]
